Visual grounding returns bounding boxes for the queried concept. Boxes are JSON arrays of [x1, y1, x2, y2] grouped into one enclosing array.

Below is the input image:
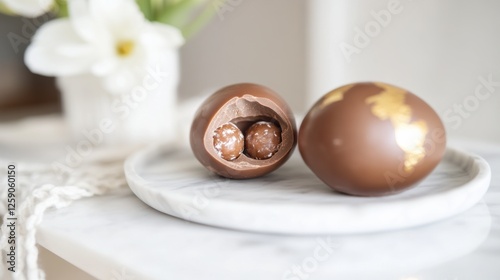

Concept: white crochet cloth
[[0, 116, 143, 280], [0, 97, 204, 280], [0, 160, 126, 280]]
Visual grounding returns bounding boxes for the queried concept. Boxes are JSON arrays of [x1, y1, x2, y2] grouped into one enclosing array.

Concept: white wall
[[180, 0, 500, 141], [179, 0, 307, 112], [308, 0, 500, 141]]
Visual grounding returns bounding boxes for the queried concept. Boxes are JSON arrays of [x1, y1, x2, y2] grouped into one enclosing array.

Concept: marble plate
[[124, 146, 491, 235]]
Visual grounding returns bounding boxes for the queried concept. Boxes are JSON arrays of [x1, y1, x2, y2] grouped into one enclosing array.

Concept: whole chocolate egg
[[299, 82, 446, 196], [190, 83, 297, 179]]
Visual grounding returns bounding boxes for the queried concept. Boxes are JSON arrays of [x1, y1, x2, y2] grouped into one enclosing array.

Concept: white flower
[[25, 0, 184, 94], [2, 0, 53, 17]]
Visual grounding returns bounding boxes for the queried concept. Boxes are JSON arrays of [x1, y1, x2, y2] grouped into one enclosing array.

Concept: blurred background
[[0, 0, 499, 139], [1, 0, 499, 278]]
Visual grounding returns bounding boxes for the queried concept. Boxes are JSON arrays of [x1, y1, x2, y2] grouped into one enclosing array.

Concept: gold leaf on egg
[[320, 84, 354, 108], [366, 83, 428, 172]]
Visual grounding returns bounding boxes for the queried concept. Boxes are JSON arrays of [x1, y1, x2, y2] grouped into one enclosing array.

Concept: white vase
[[57, 50, 180, 147]]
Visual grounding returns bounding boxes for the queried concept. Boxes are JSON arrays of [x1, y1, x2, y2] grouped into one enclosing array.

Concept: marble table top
[[124, 145, 490, 235], [35, 139, 500, 280]]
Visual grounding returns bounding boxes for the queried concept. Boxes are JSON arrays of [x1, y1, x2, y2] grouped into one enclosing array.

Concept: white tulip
[[2, 0, 53, 17], [25, 0, 184, 94]]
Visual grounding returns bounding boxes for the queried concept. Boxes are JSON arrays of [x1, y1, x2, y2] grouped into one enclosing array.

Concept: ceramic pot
[[57, 50, 179, 146]]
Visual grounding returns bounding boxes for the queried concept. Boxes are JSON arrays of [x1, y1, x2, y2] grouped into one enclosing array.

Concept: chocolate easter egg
[[190, 83, 297, 179], [299, 82, 446, 196]]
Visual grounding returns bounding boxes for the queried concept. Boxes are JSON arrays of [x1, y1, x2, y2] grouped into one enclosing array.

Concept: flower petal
[[24, 19, 97, 76], [68, 0, 102, 43], [3, 0, 53, 17], [89, 0, 145, 40], [90, 58, 119, 76], [144, 23, 184, 49]]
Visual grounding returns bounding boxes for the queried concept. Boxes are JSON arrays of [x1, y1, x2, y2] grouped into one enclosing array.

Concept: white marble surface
[[124, 146, 490, 235], [0, 116, 498, 280], [35, 140, 500, 280]]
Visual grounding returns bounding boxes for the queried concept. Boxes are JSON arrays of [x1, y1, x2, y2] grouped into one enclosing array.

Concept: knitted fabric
[[0, 156, 127, 280]]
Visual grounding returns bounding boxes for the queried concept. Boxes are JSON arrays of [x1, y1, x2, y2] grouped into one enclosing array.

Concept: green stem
[[156, 0, 204, 27], [53, 0, 69, 18], [0, 3, 15, 15], [136, 0, 154, 21], [181, 0, 222, 39]]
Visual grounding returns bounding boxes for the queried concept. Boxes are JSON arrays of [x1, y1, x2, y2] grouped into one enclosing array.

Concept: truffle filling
[[205, 97, 292, 169], [213, 120, 282, 161]]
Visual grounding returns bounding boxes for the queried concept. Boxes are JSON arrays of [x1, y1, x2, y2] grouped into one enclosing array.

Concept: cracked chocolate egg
[[299, 82, 446, 196], [190, 83, 297, 179]]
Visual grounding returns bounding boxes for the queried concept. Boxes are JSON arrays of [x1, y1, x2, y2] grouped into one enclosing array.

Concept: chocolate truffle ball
[[245, 121, 282, 160], [213, 123, 244, 161], [299, 82, 446, 196], [190, 83, 297, 179]]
